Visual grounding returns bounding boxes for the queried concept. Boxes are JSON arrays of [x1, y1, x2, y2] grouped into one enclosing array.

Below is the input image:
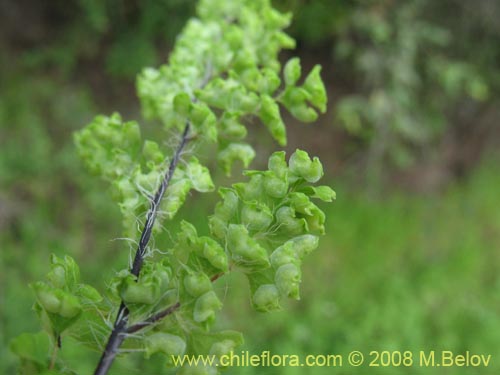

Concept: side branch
[[126, 302, 181, 334], [94, 122, 191, 375]]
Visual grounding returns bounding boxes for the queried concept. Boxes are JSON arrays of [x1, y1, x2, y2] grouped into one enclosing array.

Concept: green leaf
[[145, 333, 186, 359], [173, 92, 192, 118], [119, 277, 158, 305], [241, 200, 273, 232], [289, 104, 318, 122], [263, 171, 288, 198], [275, 263, 301, 299], [300, 185, 336, 202], [193, 291, 222, 325], [288, 149, 324, 183], [217, 143, 256, 176], [48, 254, 80, 290], [234, 173, 264, 201], [186, 157, 214, 193], [184, 273, 213, 298], [303, 204, 326, 235], [209, 188, 239, 239], [252, 284, 281, 312], [142, 140, 165, 167], [303, 65, 327, 113], [289, 192, 316, 215], [259, 68, 281, 94], [118, 262, 170, 306], [290, 234, 320, 257], [74, 113, 141, 179], [32, 282, 82, 319], [275, 206, 307, 236], [283, 57, 301, 86], [219, 112, 247, 141], [10, 332, 50, 366], [268, 150, 288, 177], [200, 237, 229, 272], [269, 235, 319, 269], [270, 241, 298, 269], [259, 94, 286, 146], [227, 224, 270, 270], [77, 284, 102, 303], [161, 178, 192, 219], [191, 102, 218, 142]]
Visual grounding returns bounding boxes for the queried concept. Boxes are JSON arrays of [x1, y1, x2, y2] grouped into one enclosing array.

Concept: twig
[[126, 302, 181, 334]]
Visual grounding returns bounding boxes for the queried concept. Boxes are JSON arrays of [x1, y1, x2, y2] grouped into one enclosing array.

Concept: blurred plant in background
[[1, 0, 500, 373], [334, 0, 490, 182], [277, 0, 500, 187], [8, 0, 195, 78]]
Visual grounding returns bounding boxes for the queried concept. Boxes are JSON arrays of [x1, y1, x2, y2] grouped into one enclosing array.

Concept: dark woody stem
[[93, 123, 191, 375]]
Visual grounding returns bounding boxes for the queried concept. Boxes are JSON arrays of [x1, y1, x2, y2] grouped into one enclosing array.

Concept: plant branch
[[94, 61, 214, 375], [126, 302, 181, 334], [131, 122, 191, 276], [94, 122, 191, 375]]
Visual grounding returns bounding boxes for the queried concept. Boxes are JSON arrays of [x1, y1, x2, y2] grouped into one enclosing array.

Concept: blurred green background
[[1, 0, 500, 374]]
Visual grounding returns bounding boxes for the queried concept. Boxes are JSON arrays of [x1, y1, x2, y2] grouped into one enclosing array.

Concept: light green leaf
[[10, 332, 50, 366], [300, 185, 336, 202], [252, 284, 281, 312], [303, 65, 327, 113], [259, 94, 286, 146], [145, 333, 186, 359], [227, 224, 270, 270], [288, 149, 324, 183], [186, 157, 214, 193], [275, 263, 301, 299], [193, 291, 222, 325], [217, 143, 256, 176], [184, 273, 213, 298], [283, 57, 301, 86]]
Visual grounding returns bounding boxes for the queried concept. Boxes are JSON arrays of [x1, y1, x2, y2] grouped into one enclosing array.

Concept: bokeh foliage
[[1, 0, 499, 373]]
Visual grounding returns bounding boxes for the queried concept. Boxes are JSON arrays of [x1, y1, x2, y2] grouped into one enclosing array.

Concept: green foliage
[[11, 0, 330, 374], [334, 0, 490, 174], [32, 255, 102, 333], [137, 0, 326, 175], [9, 332, 51, 371], [225, 161, 500, 375], [209, 150, 331, 311], [4, 1, 499, 374], [18, 0, 197, 78]]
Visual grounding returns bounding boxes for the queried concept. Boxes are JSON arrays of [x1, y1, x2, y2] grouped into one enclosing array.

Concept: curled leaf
[[227, 224, 270, 270], [184, 273, 212, 298], [275, 263, 301, 299], [145, 333, 186, 359], [288, 149, 324, 183], [217, 143, 256, 176], [283, 57, 301, 86], [193, 291, 222, 325], [259, 94, 286, 146], [303, 65, 327, 113], [252, 284, 281, 312]]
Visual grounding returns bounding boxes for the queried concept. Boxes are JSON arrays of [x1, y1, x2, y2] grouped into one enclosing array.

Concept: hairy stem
[[94, 123, 191, 375]]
